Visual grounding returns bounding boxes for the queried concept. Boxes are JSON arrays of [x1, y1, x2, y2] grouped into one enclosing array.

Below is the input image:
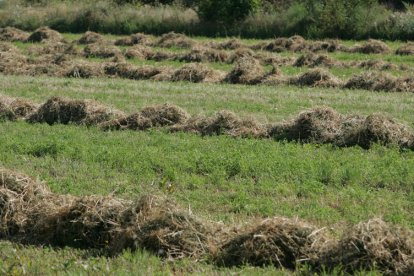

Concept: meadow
[[0, 26, 413, 275]]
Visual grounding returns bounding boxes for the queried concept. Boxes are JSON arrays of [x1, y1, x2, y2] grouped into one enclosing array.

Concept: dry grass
[[27, 96, 124, 126], [349, 39, 391, 54], [225, 56, 265, 85], [171, 63, 225, 83], [178, 46, 229, 63], [0, 27, 29, 42], [115, 33, 154, 46], [124, 45, 154, 59], [344, 72, 414, 92], [396, 43, 414, 55], [293, 53, 340, 68], [0, 95, 37, 120], [289, 69, 343, 88], [26, 27, 64, 43], [84, 43, 122, 59], [78, 31, 104, 45], [157, 32, 195, 48]]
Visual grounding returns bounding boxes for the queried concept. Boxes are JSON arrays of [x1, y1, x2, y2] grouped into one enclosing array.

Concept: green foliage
[[198, 0, 261, 24]]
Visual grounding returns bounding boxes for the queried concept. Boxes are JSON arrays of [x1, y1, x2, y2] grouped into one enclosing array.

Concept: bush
[[198, 0, 261, 24]]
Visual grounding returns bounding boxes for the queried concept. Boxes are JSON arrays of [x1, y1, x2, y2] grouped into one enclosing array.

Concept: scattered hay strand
[[26, 27, 64, 43]]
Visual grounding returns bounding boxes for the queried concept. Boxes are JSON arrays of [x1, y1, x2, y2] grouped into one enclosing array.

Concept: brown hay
[[78, 31, 104, 45], [307, 39, 342, 53], [225, 56, 265, 85], [172, 111, 267, 138], [269, 106, 342, 143], [349, 39, 390, 54], [293, 53, 339, 68], [0, 27, 29, 42], [178, 46, 229, 63], [171, 63, 225, 83], [396, 43, 414, 55], [26, 27, 64, 43], [115, 33, 153, 46], [215, 217, 322, 269], [343, 72, 414, 92], [315, 219, 414, 275], [124, 45, 154, 59], [357, 60, 398, 71], [0, 95, 38, 120], [84, 43, 122, 59], [290, 69, 342, 88], [102, 103, 189, 131], [226, 47, 256, 64], [157, 32, 195, 48], [27, 96, 124, 126], [104, 63, 163, 80], [211, 39, 245, 50], [146, 51, 176, 62], [63, 61, 104, 78], [260, 36, 307, 53]]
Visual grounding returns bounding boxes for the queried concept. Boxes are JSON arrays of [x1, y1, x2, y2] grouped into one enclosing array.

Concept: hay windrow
[[289, 69, 343, 88], [225, 56, 265, 85], [27, 96, 125, 126], [63, 61, 105, 78], [115, 33, 154, 46], [396, 43, 414, 55], [210, 39, 245, 50], [349, 39, 391, 54], [344, 72, 414, 92], [314, 219, 414, 275], [78, 31, 104, 45], [293, 53, 340, 68], [26, 27, 64, 43], [104, 63, 164, 80], [178, 46, 229, 63], [0, 27, 29, 42], [0, 95, 38, 120], [157, 32, 195, 48], [84, 43, 122, 59], [124, 45, 154, 59], [215, 217, 322, 268], [171, 63, 225, 83]]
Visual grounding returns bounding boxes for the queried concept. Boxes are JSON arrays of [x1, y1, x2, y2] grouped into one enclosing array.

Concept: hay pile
[[210, 39, 245, 50], [26, 27, 64, 43], [102, 103, 189, 131], [315, 219, 414, 275], [171, 63, 225, 83], [0, 43, 28, 75], [0, 167, 414, 272], [63, 61, 104, 78], [293, 53, 339, 68], [0, 27, 29, 42], [225, 56, 265, 85], [257, 35, 307, 53], [104, 63, 163, 80], [124, 45, 154, 59], [27, 96, 124, 126], [289, 69, 342, 88], [172, 111, 267, 138], [178, 46, 229, 63], [215, 217, 321, 268], [226, 47, 257, 64], [84, 43, 122, 59], [307, 39, 342, 52], [115, 33, 153, 46], [0, 95, 38, 120], [78, 31, 104, 45], [157, 32, 195, 48], [396, 43, 414, 55], [357, 60, 398, 71], [344, 72, 414, 92], [349, 39, 390, 54]]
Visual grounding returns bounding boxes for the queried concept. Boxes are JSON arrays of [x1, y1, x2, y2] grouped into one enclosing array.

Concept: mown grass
[[0, 68, 413, 273]]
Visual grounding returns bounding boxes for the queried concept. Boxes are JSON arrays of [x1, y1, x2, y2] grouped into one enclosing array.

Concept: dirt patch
[[216, 217, 322, 269], [171, 63, 225, 83], [0, 27, 29, 42], [396, 43, 414, 55], [84, 43, 122, 59], [178, 46, 229, 63], [78, 31, 104, 45], [314, 219, 414, 275], [290, 69, 343, 88], [225, 56, 265, 85], [27, 96, 124, 126], [349, 39, 390, 54], [26, 27, 64, 43], [115, 33, 154, 46], [124, 45, 154, 59], [157, 32, 195, 48]]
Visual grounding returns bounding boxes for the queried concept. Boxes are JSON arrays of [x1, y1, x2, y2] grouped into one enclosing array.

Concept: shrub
[[198, 0, 261, 24]]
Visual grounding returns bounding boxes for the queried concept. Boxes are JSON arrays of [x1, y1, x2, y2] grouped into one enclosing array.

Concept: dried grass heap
[[0, 27, 29, 42], [396, 43, 414, 55], [26, 27, 64, 43], [28, 96, 124, 126], [84, 43, 122, 58], [0, 95, 37, 120], [349, 39, 390, 54], [225, 57, 265, 85], [115, 33, 153, 46], [171, 63, 225, 83], [78, 31, 104, 45], [290, 69, 342, 88], [157, 32, 195, 48]]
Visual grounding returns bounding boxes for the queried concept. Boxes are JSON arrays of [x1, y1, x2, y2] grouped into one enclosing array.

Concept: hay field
[[0, 27, 414, 275]]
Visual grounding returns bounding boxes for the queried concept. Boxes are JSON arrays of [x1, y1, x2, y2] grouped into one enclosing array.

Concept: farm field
[[0, 26, 414, 275]]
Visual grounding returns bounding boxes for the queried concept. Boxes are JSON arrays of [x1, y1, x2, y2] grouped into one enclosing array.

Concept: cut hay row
[[2, 27, 414, 56], [2, 95, 414, 151], [0, 168, 413, 274]]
